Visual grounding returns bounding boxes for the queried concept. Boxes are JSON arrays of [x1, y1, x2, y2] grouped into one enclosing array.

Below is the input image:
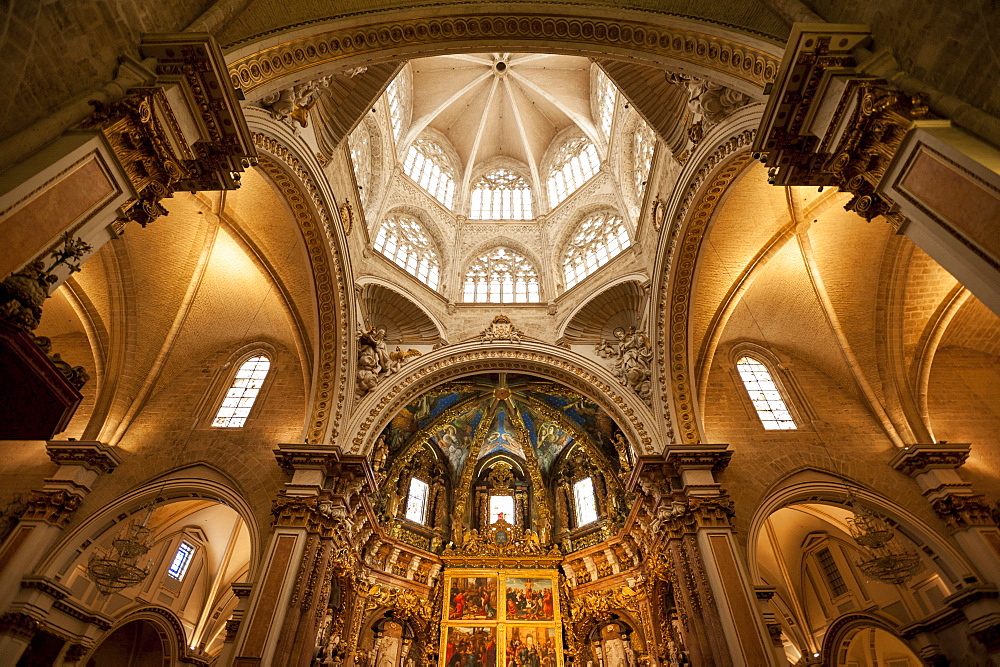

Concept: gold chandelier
[[847, 500, 922, 585], [86, 502, 156, 595]]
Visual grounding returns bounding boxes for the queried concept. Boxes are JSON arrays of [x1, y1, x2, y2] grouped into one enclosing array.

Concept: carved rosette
[[20, 489, 83, 527], [931, 494, 996, 531]]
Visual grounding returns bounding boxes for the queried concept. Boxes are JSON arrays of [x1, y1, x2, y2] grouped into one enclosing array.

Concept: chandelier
[[86, 501, 156, 595], [847, 499, 922, 585]]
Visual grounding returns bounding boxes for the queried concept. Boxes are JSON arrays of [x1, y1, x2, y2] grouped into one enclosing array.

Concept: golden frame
[[440, 568, 563, 667]]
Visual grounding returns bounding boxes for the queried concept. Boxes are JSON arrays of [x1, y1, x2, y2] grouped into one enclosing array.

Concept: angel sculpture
[[389, 346, 422, 373]]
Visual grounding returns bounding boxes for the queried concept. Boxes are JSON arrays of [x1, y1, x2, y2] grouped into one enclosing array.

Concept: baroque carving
[[596, 326, 653, 406], [666, 74, 752, 127], [1, 234, 91, 332], [259, 76, 332, 127], [356, 325, 422, 397], [20, 489, 83, 527], [931, 494, 996, 532], [479, 314, 524, 344]]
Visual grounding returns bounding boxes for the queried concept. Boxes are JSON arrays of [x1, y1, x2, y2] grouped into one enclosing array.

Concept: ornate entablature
[[442, 518, 562, 569], [79, 35, 256, 230]]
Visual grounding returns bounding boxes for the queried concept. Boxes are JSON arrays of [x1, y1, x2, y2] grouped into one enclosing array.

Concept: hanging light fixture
[[846, 495, 922, 585], [86, 499, 157, 595]]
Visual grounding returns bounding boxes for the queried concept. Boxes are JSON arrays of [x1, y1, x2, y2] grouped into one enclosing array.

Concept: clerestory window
[[563, 212, 631, 289], [633, 123, 655, 201], [213, 356, 270, 428], [348, 122, 373, 206], [594, 68, 616, 139], [463, 247, 540, 303], [403, 139, 456, 209], [736, 356, 797, 430], [167, 541, 195, 581], [470, 169, 533, 220], [405, 477, 429, 524], [573, 477, 598, 526], [548, 137, 600, 207], [386, 79, 406, 141], [374, 215, 441, 290]]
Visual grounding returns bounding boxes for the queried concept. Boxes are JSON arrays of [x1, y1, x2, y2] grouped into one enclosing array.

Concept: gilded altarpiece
[[440, 520, 564, 667]]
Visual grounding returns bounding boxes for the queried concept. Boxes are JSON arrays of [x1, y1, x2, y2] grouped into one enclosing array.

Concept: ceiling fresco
[[377, 373, 629, 484]]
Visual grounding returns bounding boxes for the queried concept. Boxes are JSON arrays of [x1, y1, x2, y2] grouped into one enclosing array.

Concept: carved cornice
[[889, 443, 972, 477], [46, 440, 122, 474], [931, 494, 996, 532], [271, 492, 364, 539], [251, 133, 348, 444], [20, 489, 83, 526], [665, 444, 732, 473], [227, 14, 778, 97], [0, 612, 39, 640]]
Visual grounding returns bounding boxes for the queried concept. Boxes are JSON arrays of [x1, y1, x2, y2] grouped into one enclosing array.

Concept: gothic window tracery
[[462, 247, 540, 303], [633, 123, 655, 202], [386, 79, 406, 141], [348, 122, 373, 206], [212, 355, 270, 428], [403, 139, 456, 208], [470, 169, 533, 220], [563, 212, 631, 289], [548, 137, 601, 207], [735, 355, 796, 430], [594, 68, 616, 139], [374, 215, 441, 290]]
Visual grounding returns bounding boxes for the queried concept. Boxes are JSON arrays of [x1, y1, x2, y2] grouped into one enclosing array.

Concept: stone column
[[753, 587, 788, 666], [217, 582, 253, 666], [231, 445, 373, 667], [0, 441, 120, 649]]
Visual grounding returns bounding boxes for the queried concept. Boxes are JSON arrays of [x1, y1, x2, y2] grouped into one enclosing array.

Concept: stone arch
[[820, 612, 915, 667], [356, 277, 447, 342], [83, 606, 192, 666], [246, 109, 353, 445], [35, 465, 264, 582], [745, 467, 976, 590], [224, 11, 781, 106], [344, 339, 659, 459]]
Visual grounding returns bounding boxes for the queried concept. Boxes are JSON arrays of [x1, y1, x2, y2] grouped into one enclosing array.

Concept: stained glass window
[[563, 212, 631, 289], [167, 541, 195, 580], [489, 495, 515, 524], [595, 68, 616, 139], [404, 139, 456, 208], [633, 123, 655, 201], [374, 215, 441, 289], [405, 477, 429, 523], [213, 356, 270, 427], [736, 356, 797, 430], [574, 477, 598, 526], [470, 169, 533, 220], [462, 247, 540, 303], [548, 137, 600, 207]]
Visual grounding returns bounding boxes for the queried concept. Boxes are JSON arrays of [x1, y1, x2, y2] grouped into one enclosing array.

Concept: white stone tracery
[[374, 214, 442, 290], [563, 211, 631, 289], [462, 246, 541, 303], [403, 138, 456, 209], [547, 136, 601, 208], [470, 168, 533, 220]]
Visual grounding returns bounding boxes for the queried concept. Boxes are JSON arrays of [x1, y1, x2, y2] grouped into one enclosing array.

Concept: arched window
[[470, 169, 533, 220], [167, 542, 195, 581], [736, 356, 797, 430], [463, 247, 540, 303], [212, 355, 271, 428], [403, 139, 456, 208], [573, 477, 598, 526], [594, 68, 616, 139], [405, 477, 429, 524], [386, 79, 406, 141], [489, 495, 515, 524], [548, 137, 600, 207], [374, 215, 441, 290], [633, 123, 655, 201], [348, 122, 372, 206], [563, 212, 631, 289]]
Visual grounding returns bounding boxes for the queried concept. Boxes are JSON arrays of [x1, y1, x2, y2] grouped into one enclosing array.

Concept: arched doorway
[[87, 619, 167, 667]]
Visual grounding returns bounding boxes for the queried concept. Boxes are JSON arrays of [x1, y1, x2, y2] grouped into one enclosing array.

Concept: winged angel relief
[[356, 326, 422, 397], [595, 327, 653, 405]]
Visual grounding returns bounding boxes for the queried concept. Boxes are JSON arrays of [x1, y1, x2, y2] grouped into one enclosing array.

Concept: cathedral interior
[[0, 1, 999, 666]]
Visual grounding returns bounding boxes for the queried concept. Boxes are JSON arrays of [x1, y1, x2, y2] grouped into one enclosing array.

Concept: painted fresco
[[433, 407, 485, 482], [445, 627, 498, 667], [505, 627, 557, 667], [479, 404, 525, 460], [449, 576, 498, 620], [504, 577, 554, 621], [381, 386, 480, 455]]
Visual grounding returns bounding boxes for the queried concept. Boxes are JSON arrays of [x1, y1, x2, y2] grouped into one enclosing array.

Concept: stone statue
[[355, 326, 421, 397], [665, 73, 752, 126], [259, 75, 332, 127], [595, 327, 653, 405]]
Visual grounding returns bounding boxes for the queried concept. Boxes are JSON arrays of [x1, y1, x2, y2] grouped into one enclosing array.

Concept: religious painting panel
[[503, 626, 558, 667], [504, 577, 555, 621], [449, 576, 499, 620], [443, 626, 498, 667]]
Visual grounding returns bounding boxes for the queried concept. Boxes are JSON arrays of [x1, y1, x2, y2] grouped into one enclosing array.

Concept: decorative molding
[[45, 440, 122, 474], [227, 14, 778, 98], [889, 443, 972, 477], [252, 133, 349, 443], [20, 489, 83, 527], [931, 494, 996, 532], [0, 612, 39, 641]]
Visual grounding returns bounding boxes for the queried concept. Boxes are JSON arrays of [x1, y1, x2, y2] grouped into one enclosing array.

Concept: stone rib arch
[[345, 340, 660, 458], [83, 606, 189, 665], [246, 108, 353, 444]]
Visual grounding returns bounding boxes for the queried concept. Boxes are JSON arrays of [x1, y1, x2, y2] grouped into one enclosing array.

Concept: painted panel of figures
[[444, 627, 498, 667], [449, 577, 498, 620], [504, 577, 554, 621], [504, 627, 557, 667]]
